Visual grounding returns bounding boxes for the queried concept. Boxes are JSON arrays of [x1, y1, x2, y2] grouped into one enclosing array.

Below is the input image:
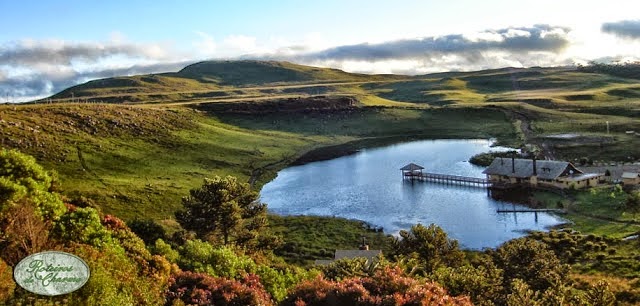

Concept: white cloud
[[193, 31, 217, 56], [222, 35, 257, 52], [504, 29, 531, 38], [465, 31, 504, 43]]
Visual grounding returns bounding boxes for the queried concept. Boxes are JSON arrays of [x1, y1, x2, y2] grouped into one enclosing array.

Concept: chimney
[[359, 237, 369, 250], [511, 156, 516, 174], [532, 157, 537, 176]]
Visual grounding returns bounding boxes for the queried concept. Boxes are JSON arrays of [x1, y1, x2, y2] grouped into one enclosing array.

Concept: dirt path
[[44, 79, 413, 104], [502, 108, 556, 159]]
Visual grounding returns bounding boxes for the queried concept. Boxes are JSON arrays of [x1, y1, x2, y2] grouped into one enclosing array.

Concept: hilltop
[[48, 60, 403, 103]]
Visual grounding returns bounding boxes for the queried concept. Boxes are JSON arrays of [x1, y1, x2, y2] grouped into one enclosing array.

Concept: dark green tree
[[128, 218, 166, 245], [391, 223, 464, 273], [491, 238, 569, 293], [432, 258, 504, 306], [175, 176, 268, 246], [626, 191, 640, 211]]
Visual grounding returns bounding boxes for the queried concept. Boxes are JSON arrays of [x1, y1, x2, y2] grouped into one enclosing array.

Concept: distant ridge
[[49, 60, 398, 100], [173, 60, 367, 85]]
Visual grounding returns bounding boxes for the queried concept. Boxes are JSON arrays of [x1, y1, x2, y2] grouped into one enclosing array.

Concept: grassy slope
[[269, 215, 391, 266], [0, 103, 516, 224], [364, 67, 640, 161], [7, 61, 640, 242], [48, 60, 405, 103]]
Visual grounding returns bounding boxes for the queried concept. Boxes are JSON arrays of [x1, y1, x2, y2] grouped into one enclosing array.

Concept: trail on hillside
[[43, 79, 413, 105], [502, 108, 556, 160]]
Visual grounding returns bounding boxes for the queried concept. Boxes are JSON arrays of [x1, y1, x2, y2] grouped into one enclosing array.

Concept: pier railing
[[403, 172, 490, 187]]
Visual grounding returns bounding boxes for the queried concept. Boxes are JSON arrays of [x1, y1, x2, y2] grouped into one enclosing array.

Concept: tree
[[175, 176, 268, 246], [491, 238, 569, 293], [626, 191, 640, 211], [432, 260, 504, 306], [0, 149, 65, 220], [128, 218, 166, 245], [391, 223, 464, 273]]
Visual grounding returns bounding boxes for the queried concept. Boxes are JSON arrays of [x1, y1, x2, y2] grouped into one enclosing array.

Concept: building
[[483, 157, 602, 189], [314, 240, 382, 266], [400, 163, 424, 178], [621, 172, 640, 185]]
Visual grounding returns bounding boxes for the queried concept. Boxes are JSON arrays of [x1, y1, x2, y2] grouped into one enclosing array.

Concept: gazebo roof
[[400, 163, 424, 171]]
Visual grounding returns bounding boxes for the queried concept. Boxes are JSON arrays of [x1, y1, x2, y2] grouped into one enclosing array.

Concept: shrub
[[432, 261, 504, 305], [128, 218, 166, 245], [165, 271, 274, 306], [321, 257, 375, 281], [283, 266, 472, 306], [0, 258, 14, 301], [0, 149, 66, 220], [391, 224, 464, 273], [52, 206, 120, 250], [176, 239, 311, 302], [492, 238, 569, 292]]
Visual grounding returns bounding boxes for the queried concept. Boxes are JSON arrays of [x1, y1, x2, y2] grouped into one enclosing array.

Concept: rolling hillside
[[48, 60, 405, 103], [5, 61, 640, 223]]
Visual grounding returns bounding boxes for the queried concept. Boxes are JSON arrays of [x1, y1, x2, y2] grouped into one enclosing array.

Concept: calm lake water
[[260, 139, 566, 249]]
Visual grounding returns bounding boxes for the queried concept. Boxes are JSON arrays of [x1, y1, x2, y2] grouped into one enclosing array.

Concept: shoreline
[[251, 134, 504, 188]]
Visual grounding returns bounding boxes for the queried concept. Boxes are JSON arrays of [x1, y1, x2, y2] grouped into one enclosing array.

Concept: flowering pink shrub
[[165, 271, 274, 306], [283, 266, 472, 306]]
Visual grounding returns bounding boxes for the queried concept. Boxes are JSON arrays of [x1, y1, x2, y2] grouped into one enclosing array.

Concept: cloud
[[289, 25, 570, 62], [223, 35, 257, 52], [0, 25, 574, 101], [193, 31, 217, 56], [602, 20, 640, 39], [0, 61, 194, 102], [0, 38, 185, 101], [0, 39, 169, 66]]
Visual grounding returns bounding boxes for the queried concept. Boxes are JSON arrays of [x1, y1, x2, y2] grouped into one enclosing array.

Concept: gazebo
[[400, 163, 424, 179]]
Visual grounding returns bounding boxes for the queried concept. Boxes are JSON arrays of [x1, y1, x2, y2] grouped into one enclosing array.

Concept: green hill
[[172, 60, 376, 85], [48, 60, 402, 103]]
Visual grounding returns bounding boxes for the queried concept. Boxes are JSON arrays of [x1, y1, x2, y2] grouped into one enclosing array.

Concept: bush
[[321, 257, 376, 281], [52, 206, 120, 250], [128, 218, 166, 245], [0, 149, 66, 220], [0, 258, 14, 301], [165, 271, 274, 306], [432, 261, 504, 306], [492, 238, 569, 292], [177, 239, 311, 302], [283, 266, 472, 306], [391, 224, 464, 273]]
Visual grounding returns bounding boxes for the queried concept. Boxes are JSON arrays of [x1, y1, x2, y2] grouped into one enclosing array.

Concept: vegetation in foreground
[[2, 149, 640, 305]]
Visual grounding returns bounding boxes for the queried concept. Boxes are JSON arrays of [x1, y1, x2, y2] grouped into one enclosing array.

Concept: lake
[[260, 139, 566, 249]]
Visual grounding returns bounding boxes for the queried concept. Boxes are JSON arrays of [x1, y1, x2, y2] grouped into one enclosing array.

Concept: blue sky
[[1, 0, 640, 101]]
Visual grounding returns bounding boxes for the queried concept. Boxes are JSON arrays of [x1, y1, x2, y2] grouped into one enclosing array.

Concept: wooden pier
[[403, 172, 490, 188], [496, 208, 566, 214]]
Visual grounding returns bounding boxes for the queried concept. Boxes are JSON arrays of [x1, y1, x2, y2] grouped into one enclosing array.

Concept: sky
[[1, 0, 640, 102]]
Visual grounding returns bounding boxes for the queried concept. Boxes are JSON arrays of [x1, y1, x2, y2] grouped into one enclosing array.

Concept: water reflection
[[260, 139, 565, 249]]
